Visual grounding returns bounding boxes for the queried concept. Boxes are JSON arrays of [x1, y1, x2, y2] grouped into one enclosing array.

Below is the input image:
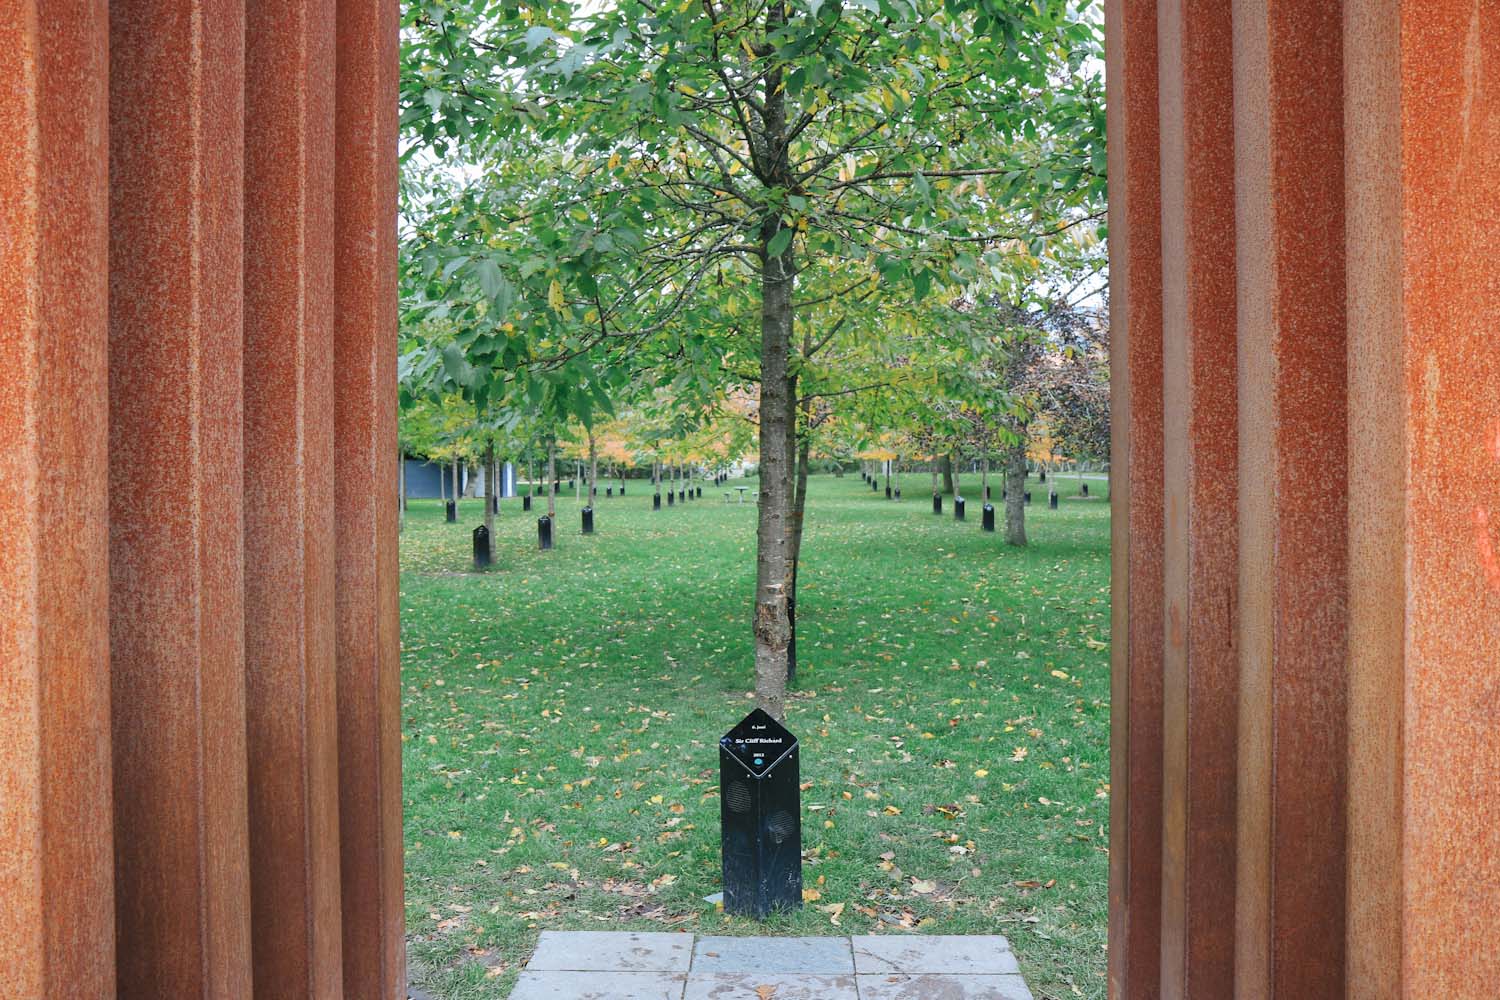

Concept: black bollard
[[933, 493, 943, 515], [606, 486, 613, 498], [1040, 469, 1046, 483], [445, 500, 456, 523], [955, 496, 966, 520], [472, 525, 491, 568], [696, 486, 702, 498], [894, 487, 901, 500], [537, 515, 553, 550], [667, 491, 675, 506], [1049, 492, 1059, 510], [720, 708, 802, 919], [582, 506, 594, 534], [984, 485, 991, 500], [620, 484, 625, 495], [885, 485, 892, 499], [654, 492, 662, 510], [523, 494, 532, 511], [1081, 483, 1089, 497], [678, 489, 685, 503], [982, 503, 996, 532], [871, 480, 878, 492], [1025, 491, 1032, 505]]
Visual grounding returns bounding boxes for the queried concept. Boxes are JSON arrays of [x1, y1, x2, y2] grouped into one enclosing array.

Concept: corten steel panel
[[1347, 3, 1500, 996], [244, 0, 345, 994], [1232, 2, 1348, 997], [109, 0, 255, 995], [0, 2, 113, 995], [1105, 3, 1165, 998], [1157, 1, 1239, 996], [334, 0, 407, 994], [1342, 3, 1403, 995]]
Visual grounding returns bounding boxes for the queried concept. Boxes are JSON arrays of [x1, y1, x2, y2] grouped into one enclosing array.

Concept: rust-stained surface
[[108, 0, 254, 995], [1395, 2, 1500, 993], [1343, 2, 1404, 996], [243, 0, 345, 994], [1233, 2, 1349, 997], [0, 2, 114, 995], [1156, 0, 1238, 996], [334, 0, 409, 994], [1104, 3, 1164, 998]]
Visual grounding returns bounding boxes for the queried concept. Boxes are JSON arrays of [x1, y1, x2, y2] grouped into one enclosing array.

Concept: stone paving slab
[[855, 974, 1034, 1000], [528, 930, 694, 972], [851, 935, 1019, 975], [692, 935, 855, 974], [682, 973, 859, 999], [514, 931, 1034, 1000], [509, 970, 688, 1000]]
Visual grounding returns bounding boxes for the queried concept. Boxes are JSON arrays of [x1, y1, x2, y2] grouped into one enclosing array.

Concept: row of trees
[[397, 0, 1109, 715]]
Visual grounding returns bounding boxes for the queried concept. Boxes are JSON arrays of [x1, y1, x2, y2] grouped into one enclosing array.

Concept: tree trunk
[[1005, 436, 1028, 546], [547, 441, 557, 517], [981, 453, 989, 500], [752, 236, 794, 718], [588, 433, 598, 503], [484, 442, 496, 535], [941, 454, 954, 495], [931, 458, 939, 497], [952, 455, 962, 500], [451, 460, 459, 509]]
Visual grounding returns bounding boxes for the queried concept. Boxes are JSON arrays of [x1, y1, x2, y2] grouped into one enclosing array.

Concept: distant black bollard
[[1081, 483, 1089, 497], [885, 485, 892, 499], [678, 489, 686, 502], [445, 500, 456, 523], [1025, 491, 1032, 505], [472, 525, 491, 568], [954, 496, 966, 520], [720, 708, 802, 919], [582, 506, 594, 534], [871, 480, 878, 492], [523, 494, 532, 511], [696, 486, 702, 498], [667, 491, 675, 506], [982, 503, 995, 532], [1040, 470, 1046, 483], [984, 485, 991, 500], [1050, 492, 1059, 510], [933, 493, 943, 515], [620, 484, 625, 494], [894, 487, 901, 500], [537, 515, 553, 550], [654, 492, 662, 510], [606, 486, 613, 498]]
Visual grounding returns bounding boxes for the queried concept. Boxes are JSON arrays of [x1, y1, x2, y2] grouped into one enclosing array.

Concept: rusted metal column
[[334, 0, 408, 994], [1232, 2, 1349, 996], [1156, 1, 1239, 996], [243, 1, 345, 994], [0, 4, 113, 995], [108, 0, 254, 994], [1345, 3, 1500, 996], [1104, 3, 1165, 998]]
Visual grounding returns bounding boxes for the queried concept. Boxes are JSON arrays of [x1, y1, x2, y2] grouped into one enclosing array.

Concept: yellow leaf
[[974, 769, 989, 778], [547, 279, 565, 312], [1010, 746, 1029, 763], [802, 887, 822, 902]]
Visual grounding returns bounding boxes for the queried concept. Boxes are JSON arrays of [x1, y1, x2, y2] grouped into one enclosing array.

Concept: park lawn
[[400, 472, 1112, 1000]]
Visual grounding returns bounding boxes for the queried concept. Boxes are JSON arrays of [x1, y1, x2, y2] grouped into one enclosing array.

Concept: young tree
[[402, 0, 1105, 715]]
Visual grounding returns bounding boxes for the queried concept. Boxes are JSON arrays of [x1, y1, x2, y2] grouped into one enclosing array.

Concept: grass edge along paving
[[399, 472, 1112, 1000]]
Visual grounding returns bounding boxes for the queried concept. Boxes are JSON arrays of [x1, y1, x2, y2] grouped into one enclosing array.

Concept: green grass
[[400, 472, 1112, 999]]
